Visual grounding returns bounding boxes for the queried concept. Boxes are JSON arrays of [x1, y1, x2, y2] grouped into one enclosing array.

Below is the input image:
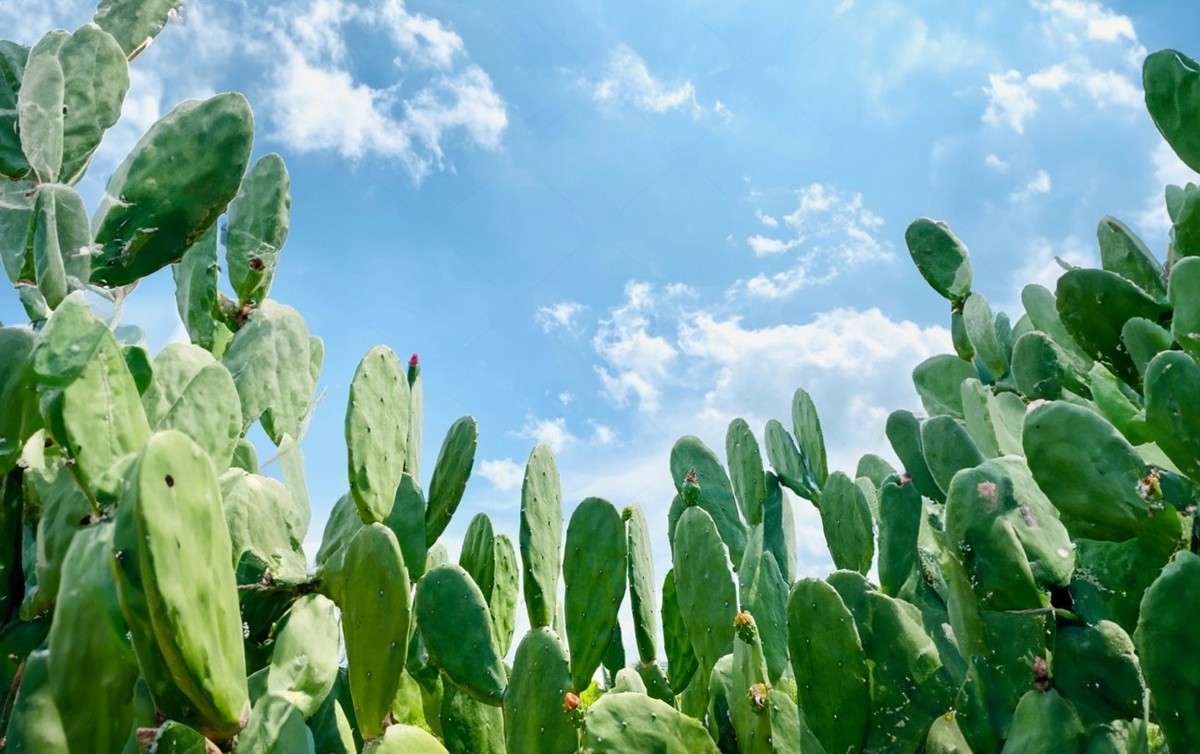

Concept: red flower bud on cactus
[[563, 692, 580, 712], [409, 353, 419, 367]]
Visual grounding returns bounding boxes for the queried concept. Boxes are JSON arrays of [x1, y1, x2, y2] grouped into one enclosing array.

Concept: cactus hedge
[[0, 3, 1198, 752]]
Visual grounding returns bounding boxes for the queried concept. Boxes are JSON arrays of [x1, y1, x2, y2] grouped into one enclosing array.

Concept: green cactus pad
[[58, 24, 129, 184], [1174, 183, 1200, 259], [819, 471, 874, 574], [93, 0, 183, 57], [670, 435, 748, 564], [415, 564, 507, 705], [563, 497, 627, 691], [113, 430, 248, 739], [661, 568, 699, 693], [886, 409, 945, 503], [383, 472, 427, 582], [0, 42, 28, 179], [1024, 401, 1157, 539], [905, 217, 972, 302], [913, 354, 977, 419], [1143, 49, 1200, 173], [1001, 689, 1085, 753], [1097, 216, 1166, 299], [963, 293, 1009, 378], [345, 345, 409, 524], [879, 475, 922, 596], [762, 474, 797, 584], [856, 453, 897, 489], [221, 469, 307, 583], [1088, 362, 1151, 445], [0, 327, 38, 474], [503, 627, 576, 754], [585, 692, 718, 753], [313, 491, 361, 602], [1056, 268, 1167, 385], [520, 443, 562, 629], [91, 93, 252, 286], [924, 712, 972, 754], [17, 32, 67, 184], [425, 415, 477, 546], [362, 724, 449, 753], [172, 224, 222, 352], [441, 683, 505, 754], [764, 418, 818, 502], [237, 693, 315, 754], [142, 343, 241, 471], [792, 387, 829, 488], [1122, 316, 1173, 380], [1012, 331, 1065, 400], [266, 595, 340, 718], [47, 522, 137, 754], [4, 649, 67, 753], [787, 577, 868, 754], [1054, 620, 1143, 726], [223, 301, 318, 444], [341, 523, 410, 739], [1134, 551, 1200, 752], [1144, 351, 1200, 483], [624, 504, 659, 664], [727, 417, 767, 525], [226, 154, 290, 306], [673, 505, 738, 685], [31, 184, 90, 308], [738, 528, 789, 683], [921, 415, 985, 498], [460, 512, 496, 597], [1168, 256, 1200, 361], [490, 534, 518, 656]]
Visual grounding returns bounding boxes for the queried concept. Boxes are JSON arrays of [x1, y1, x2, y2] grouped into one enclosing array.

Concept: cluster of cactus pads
[[0, 0, 1199, 751]]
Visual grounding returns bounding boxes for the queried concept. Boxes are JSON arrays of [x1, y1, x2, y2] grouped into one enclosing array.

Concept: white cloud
[[1135, 141, 1200, 240], [1005, 236, 1098, 313], [1011, 169, 1052, 201], [591, 44, 727, 120], [736, 183, 893, 299], [593, 282, 680, 414], [516, 416, 577, 454], [535, 302, 587, 334], [588, 421, 616, 445], [982, 63, 1139, 133], [756, 209, 779, 228], [558, 391, 574, 407], [985, 154, 1010, 173], [378, 0, 464, 69], [478, 458, 525, 492], [1031, 0, 1138, 46]]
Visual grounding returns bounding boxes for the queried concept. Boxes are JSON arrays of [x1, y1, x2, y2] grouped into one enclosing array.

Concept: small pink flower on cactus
[[409, 353, 419, 367], [977, 481, 998, 504], [562, 692, 580, 712]]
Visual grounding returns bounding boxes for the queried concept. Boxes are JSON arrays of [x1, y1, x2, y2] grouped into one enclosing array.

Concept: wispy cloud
[[478, 458, 525, 492], [737, 183, 893, 299], [1010, 169, 1052, 201], [535, 301, 587, 335], [593, 282, 678, 414], [985, 154, 1010, 173], [591, 43, 728, 121], [515, 415, 577, 454]]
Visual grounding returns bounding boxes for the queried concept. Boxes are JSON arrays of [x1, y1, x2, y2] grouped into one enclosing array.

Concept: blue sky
[[3, 0, 1200, 604]]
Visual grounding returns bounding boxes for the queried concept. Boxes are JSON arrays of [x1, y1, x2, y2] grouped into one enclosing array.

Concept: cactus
[[440, 684, 505, 754], [913, 354, 977, 419], [563, 496, 627, 692], [503, 627, 576, 754], [624, 504, 659, 665], [737, 527, 789, 683], [878, 474, 922, 596], [425, 416, 478, 546], [672, 505, 738, 690], [905, 217, 972, 302], [266, 594, 340, 718], [142, 343, 242, 472], [726, 418, 767, 525], [5, 649, 67, 752], [345, 345, 409, 524], [1134, 551, 1200, 752], [519, 443, 562, 629], [225, 154, 290, 307], [1143, 48, 1200, 173], [661, 568, 699, 694], [584, 692, 718, 753], [670, 435, 748, 565]]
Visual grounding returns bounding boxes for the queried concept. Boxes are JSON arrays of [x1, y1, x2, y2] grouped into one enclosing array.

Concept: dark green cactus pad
[[1012, 331, 1065, 400], [879, 475, 922, 596], [440, 684, 505, 754], [172, 224, 222, 352], [585, 692, 718, 753], [47, 522, 137, 754], [764, 418, 819, 503], [706, 654, 738, 751], [738, 526, 789, 683], [520, 443, 562, 629], [113, 429, 248, 740], [1174, 183, 1200, 259], [661, 568, 698, 693], [1054, 620, 1144, 726], [91, 93, 252, 286], [670, 435, 748, 565], [0, 180, 36, 286], [1088, 362, 1151, 445], [309, 669, 360, 753], [1122, 316, 1173, 380], [503, 627, 576, 754], [611, 667, 647, 693], [425, 415, 477, 546], [59, 24, 129, 185], [4, 649, 67, 753], [237, 693, 315, 754], [1001, 689, 1085, 753], [914, 354, 977, 419], [961, 378, 1026, 458], [1056, 268, 1168, 385], [1168, 256, 1200, 361], [624, 504, 659, 663], [490, 533, 518, 656], [143, 343, 242, 471], [602, 619, 625, 681], [341, 523, 410, 739], [460, 512, 496, 598], [1021, 283, 1093, 375], [792, 387, 829, 488], [762, 473, 797, 583], [266, 594, 340, 718], [921, 415, 984, 497], [405, 353, 423, 480], [886, 409, 945, 503], [1135, 551, 1200, 752], [673, 506, 738, 686], [1097, 216, 1166, 299], [637, 661, 673, 704], [905, 217, 972, 302], [727, 417, 767, 525], [415, 564, 507, 705], [730, 613, 772, 754], [140, 720, 222, 754], [1145, 351, 1200, 483], [31, 184, 90, 308], [564, 496, 627, 691], [93, 0, 183, 57], [787, 577, 868, 754], [226, 154, 289, 306], [856, 453, 897, 489], [964, 293, 1009, 379], [345, 345, 409, 524], [223, 301, 318, 444], [0, 327, 38, 475], [925, 711, 972, 753], [1024, 401, 1158, 539], [819, 471, 874, 574], [1143, 49, 1200, 173], [362, 724, 449, 753], [384, 472, 427, 582], [313, 491, 361, 602], [0, 42, 28, 179]]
